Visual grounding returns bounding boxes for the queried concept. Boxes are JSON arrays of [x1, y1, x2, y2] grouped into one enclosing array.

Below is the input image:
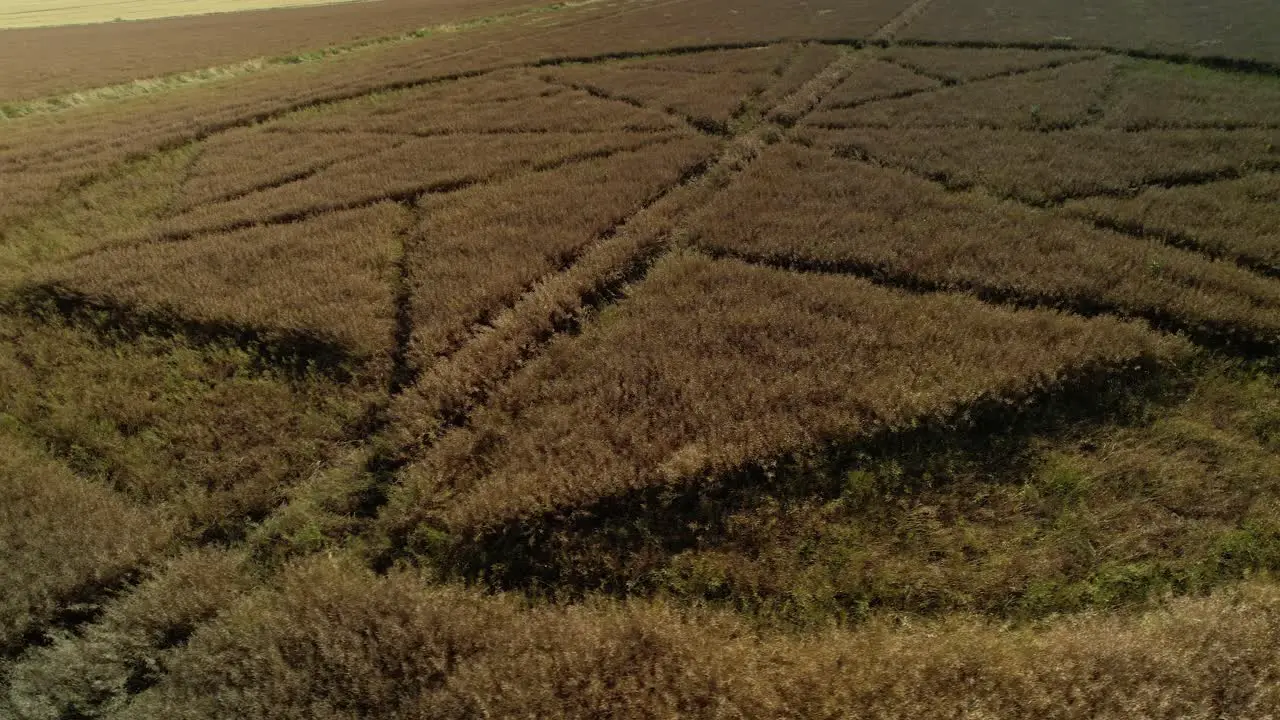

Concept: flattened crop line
[[8, 285, 359, 383], [354, 158, 722, 529], [542, 76, 729, 136], [1066, 164, 1280, 203], [181, 136, 417, 213], [871, 0, 938, 42], [892, 39, 1280, 79], [387, 204, 424, 397], [870, 51, 1110, 99], [145, 134, 680, 246], [1078, 214, 1280, 281], [696, 244, 1280, 358], [825, 138, 1280, 208], [767, 50, 865, 127], [449, 355, 1179, 594], [262, 125, 656, 139], [158, 142, 208, 219], [530, 41, 776, 68], [821, 81, 947, 112]]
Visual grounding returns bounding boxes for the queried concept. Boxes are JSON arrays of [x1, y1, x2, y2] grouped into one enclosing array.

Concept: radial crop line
[[697, 240, 1277, 358], [826, 137, 1280, 207], [145, 134, 681, 245], [541, 76, 728, 136], [180, 136, 417, 213], [159, 142, 208, 218], [363, 46, 896, 568], [871, 0, 938, 42], [352, 155, 724, 529]]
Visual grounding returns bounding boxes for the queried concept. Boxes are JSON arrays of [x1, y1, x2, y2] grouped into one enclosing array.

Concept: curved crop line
[[436, 355, 1181, 592]]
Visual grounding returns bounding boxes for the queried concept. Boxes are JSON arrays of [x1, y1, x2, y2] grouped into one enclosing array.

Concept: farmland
[[1, 0, 1279, 717]]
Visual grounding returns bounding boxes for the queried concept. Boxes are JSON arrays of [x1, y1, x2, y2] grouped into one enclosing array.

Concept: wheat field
[[1, 0, 1279, 716]]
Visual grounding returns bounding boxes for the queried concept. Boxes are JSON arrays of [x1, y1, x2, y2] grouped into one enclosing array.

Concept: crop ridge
[[1, 567, 147, 664]]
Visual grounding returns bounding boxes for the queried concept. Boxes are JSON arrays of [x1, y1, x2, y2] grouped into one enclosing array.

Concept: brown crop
[[40, 203, 411, 361], [384, 251, 1181, 532], [3, 2, 1280, 715], [878, 46, 1101, 82], [158, 131, 675, 238], [1062, 172, 1280, 274], [0, 428, 172, 652], [691, 144, 1280, 346], [121, 555, 1280, 720], [816, 57, 940, 108], [1102, 59, 1280, 129], [803, 125, 1280, 204], [545, 63, 777, 130], [404, 136, 718, 367], [810, 55, 1119, 130]]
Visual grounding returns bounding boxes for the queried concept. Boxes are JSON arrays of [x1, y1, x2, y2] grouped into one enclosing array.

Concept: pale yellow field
[[0, 0, 371, 28]]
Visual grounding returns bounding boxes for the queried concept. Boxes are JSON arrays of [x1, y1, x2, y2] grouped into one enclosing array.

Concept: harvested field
[[2, 2, 1280, 716]]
